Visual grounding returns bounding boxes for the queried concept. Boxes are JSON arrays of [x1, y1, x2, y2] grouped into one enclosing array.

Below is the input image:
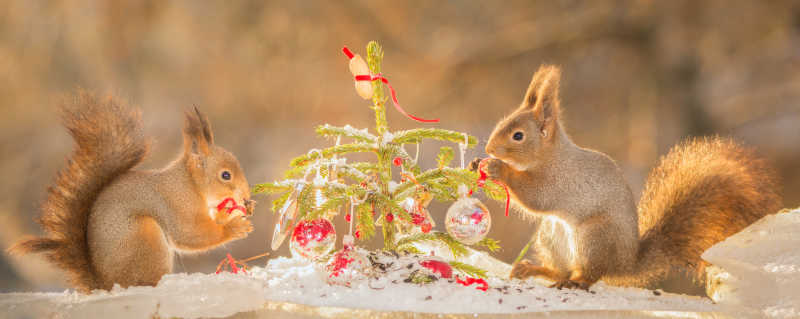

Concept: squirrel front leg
[[167, 209, 253, 252]]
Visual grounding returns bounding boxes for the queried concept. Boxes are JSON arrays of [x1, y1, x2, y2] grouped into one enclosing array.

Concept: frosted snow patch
[[1, 253, 720, 318], [703, 208, 800, 318], [0, 272, 265, 319]]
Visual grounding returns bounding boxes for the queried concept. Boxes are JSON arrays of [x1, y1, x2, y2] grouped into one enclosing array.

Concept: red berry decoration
[[385, 213, 394, 223], [421, 223, 432, 233], [325, 245, 370, 287], [446, 188, 491, 245], [290, 218, 336, 260], [392, 157, 403, 166]]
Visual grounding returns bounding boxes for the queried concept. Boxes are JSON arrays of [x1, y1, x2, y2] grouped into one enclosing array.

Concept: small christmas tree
[[254, 41, 506, 276]]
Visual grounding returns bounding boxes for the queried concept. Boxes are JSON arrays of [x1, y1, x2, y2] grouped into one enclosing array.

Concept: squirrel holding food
[[8, 91, 255, 292], [470, 65, 782, 290]]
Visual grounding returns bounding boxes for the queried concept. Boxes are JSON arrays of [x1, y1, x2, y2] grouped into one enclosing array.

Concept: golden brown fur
[[8, 91, 149, 291], [474, 65, 782, 290], [617, 137, 782, 287], [8, 91, 254, 292]]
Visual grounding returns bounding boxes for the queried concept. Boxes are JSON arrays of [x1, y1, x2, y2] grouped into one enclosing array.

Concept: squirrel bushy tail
[[8, 91, 148, 292], [620, 136, 781, 287]]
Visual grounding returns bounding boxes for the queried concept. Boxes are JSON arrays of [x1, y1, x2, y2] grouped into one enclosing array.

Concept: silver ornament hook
[[458, 133, 469, 169]]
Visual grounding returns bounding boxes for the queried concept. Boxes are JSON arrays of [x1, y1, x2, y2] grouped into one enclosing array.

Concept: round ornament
[[290, 218, 336, 260], [445, 186, 491, 245], [325, 235, 370, 286]]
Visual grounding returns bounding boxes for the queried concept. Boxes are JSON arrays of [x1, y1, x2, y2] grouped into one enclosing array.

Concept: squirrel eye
[[512, 131, 524, 141], [221, 171, 231, 181]]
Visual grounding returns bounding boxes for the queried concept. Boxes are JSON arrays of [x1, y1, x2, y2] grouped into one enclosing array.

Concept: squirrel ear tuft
[[521, 65, 561, 125], [183, 107, 213, 155], [193, 106, 214, 145]]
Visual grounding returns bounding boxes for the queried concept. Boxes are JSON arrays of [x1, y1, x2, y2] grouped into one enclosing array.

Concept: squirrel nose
[[485, 145, 497, 157]]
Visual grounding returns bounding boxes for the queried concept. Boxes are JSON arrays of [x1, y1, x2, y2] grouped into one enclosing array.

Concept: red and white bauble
[[445, 190, 491, 245], [324, 235, 370, 286], [290, 218, 336, 260]]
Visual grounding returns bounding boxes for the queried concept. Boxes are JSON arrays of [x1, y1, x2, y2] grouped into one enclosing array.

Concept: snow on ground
[[1, 250, 721, 319], [17, 208, 800, 319], [703, 207, 800, 318], [258, 255, 716, 314]]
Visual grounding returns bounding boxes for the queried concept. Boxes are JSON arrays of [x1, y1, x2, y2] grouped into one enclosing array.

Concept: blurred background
[[1, 1, 798, 294]]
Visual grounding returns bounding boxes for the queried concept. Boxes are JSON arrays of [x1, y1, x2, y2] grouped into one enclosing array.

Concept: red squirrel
[[9, 91, 255, 292], [471, 65, 782, 290]]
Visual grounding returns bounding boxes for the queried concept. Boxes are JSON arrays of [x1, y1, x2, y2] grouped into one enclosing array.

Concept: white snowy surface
[[258, 255, 716, 314], [1, 250, 724, 319], [703, 208, 800, 318], [0, 272, 266, 319]]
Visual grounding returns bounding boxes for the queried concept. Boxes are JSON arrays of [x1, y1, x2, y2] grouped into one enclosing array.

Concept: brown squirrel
[[8, 91, 255, 292], [470, 65, 782, 290]]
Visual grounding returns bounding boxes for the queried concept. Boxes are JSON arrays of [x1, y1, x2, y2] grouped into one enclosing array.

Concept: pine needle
[[449, 261, 488, 279]]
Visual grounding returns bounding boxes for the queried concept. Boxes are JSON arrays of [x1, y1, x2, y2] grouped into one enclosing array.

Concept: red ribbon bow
[[476, 159, 511, 217], [342, 46, 439, 123]]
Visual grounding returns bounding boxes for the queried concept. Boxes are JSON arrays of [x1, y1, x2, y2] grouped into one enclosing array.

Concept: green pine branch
[[252, 181, 292, 195], [316, 124, 377, 143], [394, 231, 468, 258], [367, 41, 388, 135], [356, 201, 376, 240], [476, 238, 501, 252], [449, 261, 488, 279], [253, 41, 506, 266], [295, 184, 314, 219], [436, 147, 454, 169], [392, 167, 477, 198], [393, 128, 478, 147], [290, 143, 378, 167]]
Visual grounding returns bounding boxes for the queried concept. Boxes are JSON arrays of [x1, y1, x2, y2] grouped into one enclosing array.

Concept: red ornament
[[290, 218, 336, 259], [325, 244, 370, 286], [385, 213, 394, 223], [421, 223, 432, 233], [392, 157, 403, 167], [411, 212, 425, 225], [345, 213, 351, 222], [419, 259, 452, 278], [354, 230, 362, 239]]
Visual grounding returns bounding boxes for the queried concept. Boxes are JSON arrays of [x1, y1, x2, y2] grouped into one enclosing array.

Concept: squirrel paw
[[468, 158, 484, 172], [549, 279, 591, 291], [509, 259, 536, 280], [484, 158, 505, 179], [225, 217, 254, 240]]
